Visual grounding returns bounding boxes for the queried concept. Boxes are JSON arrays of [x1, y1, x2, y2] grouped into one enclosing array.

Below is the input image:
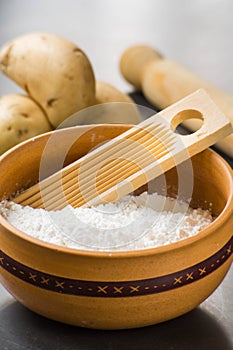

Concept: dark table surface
[[0, 1, 232, 349]]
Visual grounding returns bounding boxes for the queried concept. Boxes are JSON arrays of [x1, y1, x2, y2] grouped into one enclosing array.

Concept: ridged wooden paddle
[[13, 89, 232, 210]]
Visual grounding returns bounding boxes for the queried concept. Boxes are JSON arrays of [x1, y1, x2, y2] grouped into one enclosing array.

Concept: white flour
[[0, 192, 213, 251]]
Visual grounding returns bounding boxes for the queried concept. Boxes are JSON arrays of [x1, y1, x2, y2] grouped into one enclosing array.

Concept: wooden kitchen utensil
[[13, 89, 232, 210], [120, 45, 233, 158]]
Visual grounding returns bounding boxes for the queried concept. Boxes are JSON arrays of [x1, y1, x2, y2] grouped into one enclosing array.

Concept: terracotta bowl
[[0, 124, 232, 330]]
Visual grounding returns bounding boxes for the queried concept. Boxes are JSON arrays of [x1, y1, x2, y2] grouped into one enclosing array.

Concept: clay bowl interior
[[0, 124, 232, 330]]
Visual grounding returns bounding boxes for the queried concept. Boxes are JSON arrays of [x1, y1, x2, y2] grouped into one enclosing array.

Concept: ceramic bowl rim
[[0, 125, 232, 259]]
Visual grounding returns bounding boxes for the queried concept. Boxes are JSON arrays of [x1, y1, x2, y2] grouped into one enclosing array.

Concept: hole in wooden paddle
[[171, 109, 203, 135]]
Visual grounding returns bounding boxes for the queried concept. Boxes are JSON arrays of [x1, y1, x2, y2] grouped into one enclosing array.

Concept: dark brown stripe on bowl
[[0, 237, 232, 298]]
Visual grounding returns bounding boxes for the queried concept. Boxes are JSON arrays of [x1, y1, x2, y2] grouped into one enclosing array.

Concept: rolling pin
[[120, 45, 233, 158]]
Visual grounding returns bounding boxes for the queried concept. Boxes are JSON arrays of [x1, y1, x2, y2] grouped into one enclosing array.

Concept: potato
[[95, 81, 141, 124], [51, 81, 141, 127], [61, 81, 141, 126], [0, 33, 95, 128], [60, 81, 141, 126], [96, 81, 134, 104], [0, 94, 51, 154]]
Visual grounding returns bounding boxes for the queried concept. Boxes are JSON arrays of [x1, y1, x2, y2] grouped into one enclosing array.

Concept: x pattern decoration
[[0, 237, 232, 298]]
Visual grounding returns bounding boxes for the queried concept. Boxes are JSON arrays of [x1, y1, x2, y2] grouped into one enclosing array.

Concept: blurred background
[[1, 0, 233, 95]]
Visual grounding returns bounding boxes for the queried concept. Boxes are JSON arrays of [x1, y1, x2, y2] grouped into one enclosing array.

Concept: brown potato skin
[[0, 94, 51, 154], [96, 81, 136, 104], [0, 33, 95, 128], [95, 81, 141, 124]]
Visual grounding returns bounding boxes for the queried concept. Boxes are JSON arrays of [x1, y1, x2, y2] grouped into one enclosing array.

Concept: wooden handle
[[120, 45, 163, 90], [120, 45, 233, 158]]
